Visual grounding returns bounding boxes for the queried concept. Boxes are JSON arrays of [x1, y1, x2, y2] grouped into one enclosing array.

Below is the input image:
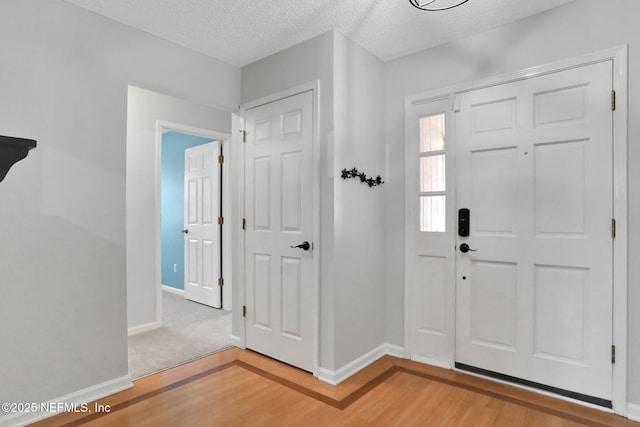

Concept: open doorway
[[126, 86, 233, 379], [129, 128, 231, 379]]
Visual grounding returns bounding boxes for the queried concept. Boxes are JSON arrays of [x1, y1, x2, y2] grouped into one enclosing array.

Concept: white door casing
[[455, 61, 613, 401], [244, 90, 315, 372], [184, 141, 222, 308]]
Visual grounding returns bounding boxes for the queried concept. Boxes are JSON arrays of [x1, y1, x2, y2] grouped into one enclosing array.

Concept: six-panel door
[[455, 61, 614, 401], [244, 90, 315, 372]]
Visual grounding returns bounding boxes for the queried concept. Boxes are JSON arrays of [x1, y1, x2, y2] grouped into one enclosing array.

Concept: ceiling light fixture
[[409, 0, 470, 11]]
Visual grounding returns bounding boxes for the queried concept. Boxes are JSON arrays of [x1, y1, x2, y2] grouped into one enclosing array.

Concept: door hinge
[[611, 344, 616, 364], [218, 277, 224, 287], [611, 218, 616, 239], [218, 155, 224, 164], [218, 216, 224, 225], [242, 218, 246, 230], [611, 90, 616, 111], [453, 96, 461, 113], [242, 305, 246, 318]]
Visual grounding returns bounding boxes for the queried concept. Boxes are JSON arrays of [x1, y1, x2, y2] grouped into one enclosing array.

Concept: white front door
[[244, 90, 315, 372], [184, 141, 221, 308], [455, 61, 614, 402]]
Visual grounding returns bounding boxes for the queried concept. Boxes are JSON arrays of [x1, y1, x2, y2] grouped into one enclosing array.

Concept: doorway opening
[[130, 124, 231, 379], [125, 86, 235, 379], [161, 131, 219, 304]]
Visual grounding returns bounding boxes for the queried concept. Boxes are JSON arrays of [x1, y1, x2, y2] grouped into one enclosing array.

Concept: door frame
[[404, 46, 628, 414], [233, 81, 321, 377], [155, 121, 232, 324]]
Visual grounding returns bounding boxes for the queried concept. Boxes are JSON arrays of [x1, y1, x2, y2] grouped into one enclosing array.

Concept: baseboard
[[384, 343, 404, 359], [0, 375, 132, 427], [230, 334, 242, 348], [161, 285, 184, 296], [318, 343, 405, 386], [128, 320, 161, 336], [628, 403, 640, 421]]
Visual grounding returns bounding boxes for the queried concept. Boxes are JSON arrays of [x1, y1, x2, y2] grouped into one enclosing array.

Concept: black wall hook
[[340, 167, 384, 188], [0, 135, 37, 183]]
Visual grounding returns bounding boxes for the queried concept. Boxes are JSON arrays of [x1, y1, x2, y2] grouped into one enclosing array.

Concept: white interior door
[[184, 141, 221, 308], [244, 90, 315, 372], [455, 61, 614, 403]]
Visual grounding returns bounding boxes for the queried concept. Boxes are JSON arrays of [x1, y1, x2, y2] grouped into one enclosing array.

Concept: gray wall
[[383, 0, 640, 404], [333, 32, 386, 368], [241, 31, 338, 369], [0, 0, 239, 404]]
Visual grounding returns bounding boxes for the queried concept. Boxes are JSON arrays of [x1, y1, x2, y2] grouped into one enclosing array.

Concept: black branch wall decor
[[340, 167, 384, 188]]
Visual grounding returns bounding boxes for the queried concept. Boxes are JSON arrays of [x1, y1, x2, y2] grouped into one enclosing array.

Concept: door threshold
[[454, 362, 612, 409]]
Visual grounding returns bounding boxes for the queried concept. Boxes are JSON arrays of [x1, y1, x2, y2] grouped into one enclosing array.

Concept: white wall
[[0, 0, 239, 407], [126, 87, 232, 329], [383, 0, 640, 405], [332, 33, 387, 368]]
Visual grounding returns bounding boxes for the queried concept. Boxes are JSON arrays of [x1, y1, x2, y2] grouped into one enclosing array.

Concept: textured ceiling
[[63, 0, 576, 67]]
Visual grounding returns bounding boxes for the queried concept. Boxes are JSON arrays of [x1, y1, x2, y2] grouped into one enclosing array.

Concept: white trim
[[627, 403, 640, 422], [229, 334, 243, 348], [161, 284, 184, 296], [231, 111, 246, 348], [610, 45, 629, 417], [385, 344, 405, 359], [0, 376, 132, 427], [405, 46, 628, 105], [404, 46, 628, 415], [318, 344, 405, 386], [237, 81, 321, 377], [221, 138, 233, 311], [127, 320, 161, 336], [154, 121, 231, 329]]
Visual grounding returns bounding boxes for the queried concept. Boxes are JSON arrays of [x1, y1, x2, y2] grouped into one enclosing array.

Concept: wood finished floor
[[32, 348, 638, 427]]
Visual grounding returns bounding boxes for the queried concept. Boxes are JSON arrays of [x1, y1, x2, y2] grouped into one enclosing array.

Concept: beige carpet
[[128, 290, 232, 379]]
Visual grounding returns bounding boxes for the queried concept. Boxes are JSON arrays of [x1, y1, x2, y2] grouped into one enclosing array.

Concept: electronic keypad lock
[[458, 208, 470, 237]]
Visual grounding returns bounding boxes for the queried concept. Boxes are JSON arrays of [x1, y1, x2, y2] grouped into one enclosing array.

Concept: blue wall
[[161, 132, 215, 290]]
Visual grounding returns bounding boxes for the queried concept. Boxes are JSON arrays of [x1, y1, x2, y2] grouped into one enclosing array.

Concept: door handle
[[459, 243, 477, 253], [291, 241, 311, 251], [182, 229, 189, 234]]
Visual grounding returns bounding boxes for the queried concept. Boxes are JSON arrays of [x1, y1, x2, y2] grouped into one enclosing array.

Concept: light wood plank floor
[[32, 348, 638, 426]]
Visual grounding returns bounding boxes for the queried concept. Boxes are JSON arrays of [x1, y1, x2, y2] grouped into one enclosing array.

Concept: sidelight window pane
[[420, 195, 446, 232], [420, 114, 445, 152], [420, 155, 446, 192]]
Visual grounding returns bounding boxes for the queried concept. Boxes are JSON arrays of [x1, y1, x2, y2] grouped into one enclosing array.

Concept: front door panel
[[455, 61, 613, 401]]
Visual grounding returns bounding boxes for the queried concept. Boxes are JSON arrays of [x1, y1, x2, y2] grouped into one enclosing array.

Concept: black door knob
[[459, 243, 477, 253], [291, 241, 311, 251], [182, 229, 189, 234]]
